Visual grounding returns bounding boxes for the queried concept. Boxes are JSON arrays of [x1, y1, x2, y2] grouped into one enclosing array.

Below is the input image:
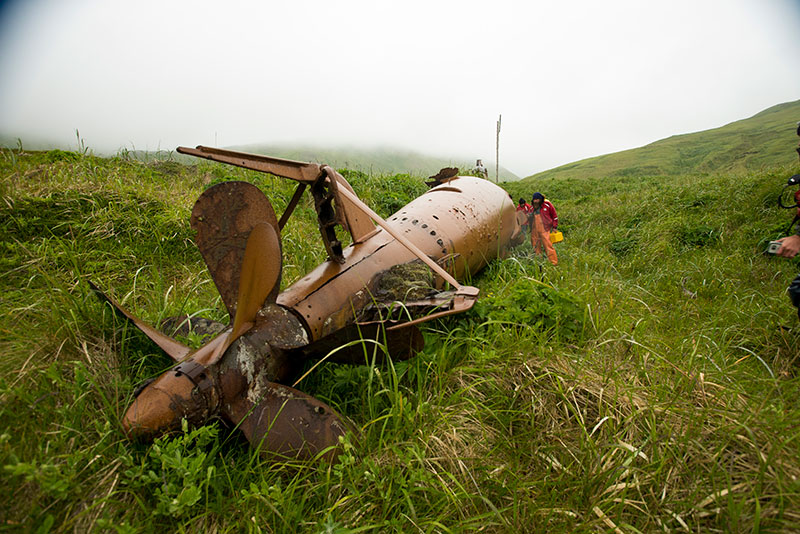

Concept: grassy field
[[2, 147, 800, 533], [524, 99, 800, 182]]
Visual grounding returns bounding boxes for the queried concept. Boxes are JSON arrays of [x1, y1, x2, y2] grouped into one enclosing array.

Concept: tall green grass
[[2, 146, 800, 532]]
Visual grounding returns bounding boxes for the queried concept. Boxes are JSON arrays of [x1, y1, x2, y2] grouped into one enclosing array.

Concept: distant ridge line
[[523, 99, 800, 182]]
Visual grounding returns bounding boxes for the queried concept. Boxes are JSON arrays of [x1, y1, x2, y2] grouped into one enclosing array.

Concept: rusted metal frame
[[321, 166, 378, 244], [183, 144, 346, 263], [177, 146, 376, 263], [310, 174, 345, 263], [179, 144, 345, 263], [279, 183, 307, 230], [176, 146, 323, 183], [331, 179, 478, 297], [307, 167, 379, 263]]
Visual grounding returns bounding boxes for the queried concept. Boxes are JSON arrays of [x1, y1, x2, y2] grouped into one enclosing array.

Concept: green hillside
[[524, 99, 800, 182], [232, 143, 520, 182]]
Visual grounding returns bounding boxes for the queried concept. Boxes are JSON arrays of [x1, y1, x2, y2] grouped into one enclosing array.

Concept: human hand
[[777, 235, 800, 258]]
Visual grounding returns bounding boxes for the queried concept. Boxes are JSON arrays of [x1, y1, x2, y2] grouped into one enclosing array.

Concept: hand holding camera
[[771, 235, 800, 258]]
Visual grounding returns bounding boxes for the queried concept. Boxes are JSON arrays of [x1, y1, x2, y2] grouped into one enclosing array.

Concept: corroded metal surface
[[122, 361, 219, 439], [191, 181, 280, 318], [225, 383, 348, 461], [95, 145, 522, 462]]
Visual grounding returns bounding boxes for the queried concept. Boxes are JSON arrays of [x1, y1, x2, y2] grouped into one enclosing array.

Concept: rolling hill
[[523, 99, 800, 182]]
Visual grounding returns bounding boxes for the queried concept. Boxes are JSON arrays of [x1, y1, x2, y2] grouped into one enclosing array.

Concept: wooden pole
[[495, 114, 501, 184]]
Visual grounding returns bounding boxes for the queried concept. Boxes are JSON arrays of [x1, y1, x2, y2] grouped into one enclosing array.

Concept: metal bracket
[[173, 360, 219, 413]]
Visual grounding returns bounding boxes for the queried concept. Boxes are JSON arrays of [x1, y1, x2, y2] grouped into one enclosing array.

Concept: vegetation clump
[[608, 232, 639, 258], [120, 420, 219, 518], [45, 149, 80, 163], [674, 221, 719, 248], [373, 261, 436, 302], [473, 276, 585, 341]]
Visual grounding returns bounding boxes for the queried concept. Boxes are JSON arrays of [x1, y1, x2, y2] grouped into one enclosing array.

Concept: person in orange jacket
[[529, 192, 558, 265]]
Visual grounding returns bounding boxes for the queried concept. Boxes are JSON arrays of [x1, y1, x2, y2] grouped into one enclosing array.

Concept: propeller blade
[[191, 181, 279, 319], [195, 222, 282, 366], [231, 222, 282, 337], [223, 383, 349, 461], [89, 281, 191, 362]]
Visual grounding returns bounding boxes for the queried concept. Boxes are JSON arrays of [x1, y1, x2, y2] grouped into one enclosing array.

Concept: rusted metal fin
[[88, 281, 191, 362], [232, 222, 281, 332], [223, 383, 349, 461], [191, 181, 280, 319], [177, 146, 323, 183]]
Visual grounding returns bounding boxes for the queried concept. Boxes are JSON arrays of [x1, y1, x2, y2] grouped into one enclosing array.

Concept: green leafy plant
[[121, 420, 219, 517], [473, 277, 586, 341]]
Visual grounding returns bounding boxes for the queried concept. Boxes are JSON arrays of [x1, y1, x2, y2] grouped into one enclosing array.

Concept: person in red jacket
[[529, 192, 558, 265], [516, 198, 532, 233]]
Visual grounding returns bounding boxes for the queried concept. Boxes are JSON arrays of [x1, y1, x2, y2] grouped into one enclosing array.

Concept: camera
[[766, 240, 783, 254]]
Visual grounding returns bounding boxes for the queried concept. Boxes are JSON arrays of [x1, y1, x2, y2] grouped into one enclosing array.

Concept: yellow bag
[[549, 230, 563, 244]]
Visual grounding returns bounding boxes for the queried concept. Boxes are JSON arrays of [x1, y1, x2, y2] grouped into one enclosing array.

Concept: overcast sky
[[1, 0, 798, 176]]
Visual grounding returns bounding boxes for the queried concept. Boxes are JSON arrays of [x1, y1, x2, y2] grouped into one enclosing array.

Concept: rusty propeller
[[94, 182, 350, 459]]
